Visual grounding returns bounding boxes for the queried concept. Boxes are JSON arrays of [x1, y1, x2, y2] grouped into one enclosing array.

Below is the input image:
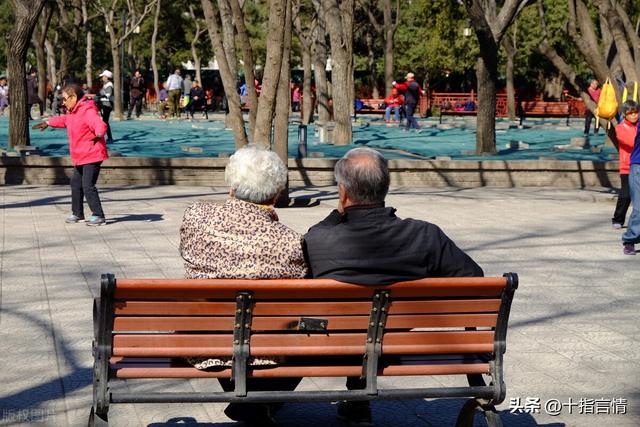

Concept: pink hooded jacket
[[48, 96, 108, 166]]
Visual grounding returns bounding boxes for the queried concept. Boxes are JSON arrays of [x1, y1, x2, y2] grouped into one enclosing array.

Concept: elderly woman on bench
[[179, 145, 307, 426]]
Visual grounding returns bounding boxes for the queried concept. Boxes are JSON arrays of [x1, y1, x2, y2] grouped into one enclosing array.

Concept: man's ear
[[229, 189, 235, 198], [337, 184, 349, 213]]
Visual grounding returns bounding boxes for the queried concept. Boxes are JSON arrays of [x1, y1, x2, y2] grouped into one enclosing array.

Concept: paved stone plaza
[[1, 184, 638, 426]]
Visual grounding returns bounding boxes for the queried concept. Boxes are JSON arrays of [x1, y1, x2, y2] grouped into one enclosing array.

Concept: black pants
[[218, 377, 301, 414], [28, 101, 44, 118], [405, 103, 419, 129], [189, 99, 208, 119], [127, 95, 143, 118], [101, 106, 113, 141], [613, 174, 631, 225], [584, 110, 599, 135], [71, 162, 105, 218]]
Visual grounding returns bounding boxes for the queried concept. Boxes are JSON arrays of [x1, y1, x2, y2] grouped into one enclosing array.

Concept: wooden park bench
[[439, 109, 477, 124], [519, 101, 571, 126], [90, 273, 518, 427]]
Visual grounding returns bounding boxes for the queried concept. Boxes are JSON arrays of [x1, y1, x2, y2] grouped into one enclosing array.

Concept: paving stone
[[1, 185, 639, 426]]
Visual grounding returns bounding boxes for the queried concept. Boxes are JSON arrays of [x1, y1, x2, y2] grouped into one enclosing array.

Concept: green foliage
[[511, 0, 591, 88], [0, 2, 13, 73], [2, 0, 639, 93], [394, 0, 477, 76]]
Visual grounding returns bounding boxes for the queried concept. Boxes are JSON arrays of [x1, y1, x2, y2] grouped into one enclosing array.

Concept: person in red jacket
[[392, 72, 425, 131], [613, 101, 638, 229], [584, 79, 601, 136], [383, 87, 404, 124], [33, 83, 109, 226]]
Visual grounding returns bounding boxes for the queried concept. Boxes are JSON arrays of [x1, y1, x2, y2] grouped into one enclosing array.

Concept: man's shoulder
[[306, 210, 342, 233]]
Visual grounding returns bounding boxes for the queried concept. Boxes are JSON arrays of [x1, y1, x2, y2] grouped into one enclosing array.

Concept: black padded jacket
[[303, 205, 483, 285]]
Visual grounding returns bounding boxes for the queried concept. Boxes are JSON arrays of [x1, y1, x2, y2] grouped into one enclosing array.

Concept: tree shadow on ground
[[0, 185, 219, 209], [146, 399, 564, 426], [109, 213, 164, 223]]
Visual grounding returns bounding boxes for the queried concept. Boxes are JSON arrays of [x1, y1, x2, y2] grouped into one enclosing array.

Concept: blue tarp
[[0, 115, 615, 161]]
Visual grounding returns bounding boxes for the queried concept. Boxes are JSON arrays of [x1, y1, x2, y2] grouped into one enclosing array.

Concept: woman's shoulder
[[185, 199, 224, 215]]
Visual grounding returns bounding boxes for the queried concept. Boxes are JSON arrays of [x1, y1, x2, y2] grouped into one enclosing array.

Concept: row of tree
[[2, 0, 640, 155]]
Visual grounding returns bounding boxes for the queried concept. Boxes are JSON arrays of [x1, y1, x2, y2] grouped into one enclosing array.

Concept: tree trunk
[[502, 36, 516, 120], [218, 0, 240, 132], [108, 30, 124, 119], [45, 39, 57, 91], [312, 0, 330, 123], [151, 0, 161, 101], [59, 49, 70, 83], [599, 0, 638, 82], [191, 34, 203, 86], [32, 4, 52, 114], [382, 0, 396, 95], [201, 0, 248, 148], [383, 25, 394, 96], [301, 46, 313, 124], [292, 0, 314, 124], [218, 0, 237, 79], [189, 5, 205, 85], [464, 0, 525, 154], [229, 0, 258, 135], [614, 2, 640, 79], [366, 30, 378, 98], [323, 0, 353, 146], [82, 0, 93, 87], [253, 0, 287, 147], [274, 0, 292, 207], [86, 30, 93, 88], [8, 0, 48, 148], [476, 57, 497, 154]]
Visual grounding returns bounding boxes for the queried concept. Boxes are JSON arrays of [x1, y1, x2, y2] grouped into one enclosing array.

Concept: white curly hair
[[225, 145, 288, 204]]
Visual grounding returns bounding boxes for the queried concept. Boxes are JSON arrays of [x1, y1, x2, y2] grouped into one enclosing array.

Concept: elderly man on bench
[[304, 147, 484, 426]]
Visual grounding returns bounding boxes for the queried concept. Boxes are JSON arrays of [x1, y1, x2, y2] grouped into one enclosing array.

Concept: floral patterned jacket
[[180, 197, 308, 279]]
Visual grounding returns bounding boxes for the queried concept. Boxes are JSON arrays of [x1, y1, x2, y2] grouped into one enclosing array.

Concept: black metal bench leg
[[88, 406, 109, 427]]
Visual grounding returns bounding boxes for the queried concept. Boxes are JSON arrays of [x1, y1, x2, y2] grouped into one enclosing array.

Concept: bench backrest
[[520, 101, 570, 114], [95, 274, 517, 398]]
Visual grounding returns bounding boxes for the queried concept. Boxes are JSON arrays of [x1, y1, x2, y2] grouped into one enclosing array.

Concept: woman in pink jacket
[[33, 83, 109, 226]]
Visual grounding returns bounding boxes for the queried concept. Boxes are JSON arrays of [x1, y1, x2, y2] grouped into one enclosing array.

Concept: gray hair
[[334, 147, 389, 204], [225, 145, 288, 204]]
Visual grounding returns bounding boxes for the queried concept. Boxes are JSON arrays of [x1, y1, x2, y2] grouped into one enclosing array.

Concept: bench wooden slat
[[113, 313, 498, 332], [255, 301, 372, 315], [250, 331, 494, 356], [113, 277, 507, 299], [112, 363, 491, 379], [112, 330, 493, 357], [114, 299, 502, 316], [389, 299, 501, 314], [115, 301, 236, 316], [110, 353, 492, 379], [113, 334, 234, 357], [386, 313, 497, 329]]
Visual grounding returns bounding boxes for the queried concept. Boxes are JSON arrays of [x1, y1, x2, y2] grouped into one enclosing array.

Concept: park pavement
[[0, 183, 638, 427]]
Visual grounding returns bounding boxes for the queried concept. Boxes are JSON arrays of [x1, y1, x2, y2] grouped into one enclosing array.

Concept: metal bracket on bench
[[298, 317, 328, 332], [362, 291, 390, 395], [93, 274, 115, 419], [232, 292, 253, 397]]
